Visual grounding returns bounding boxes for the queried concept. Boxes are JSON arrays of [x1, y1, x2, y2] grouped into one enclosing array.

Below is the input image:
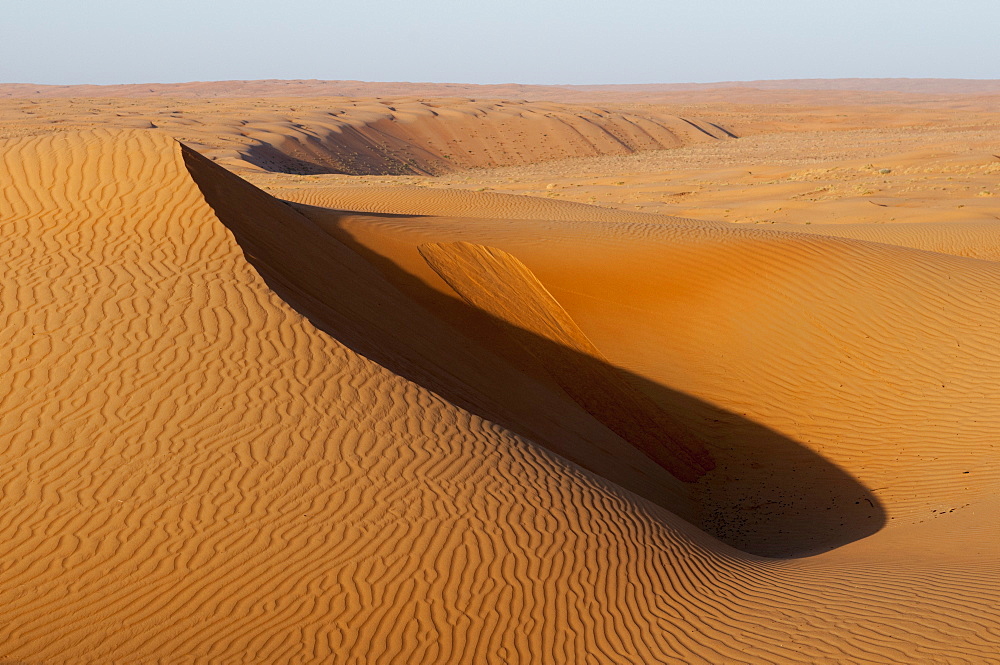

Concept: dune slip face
[[0, 128, 998, 663]]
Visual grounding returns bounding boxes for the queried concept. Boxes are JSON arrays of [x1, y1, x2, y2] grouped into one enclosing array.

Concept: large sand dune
[[1, 124, 998, 663]]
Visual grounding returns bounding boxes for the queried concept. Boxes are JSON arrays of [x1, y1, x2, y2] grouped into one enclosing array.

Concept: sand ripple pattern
[[0, 130, 997, 663], [779, 219, 1000, 261]]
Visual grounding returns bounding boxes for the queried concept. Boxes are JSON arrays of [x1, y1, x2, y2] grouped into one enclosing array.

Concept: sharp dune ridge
[[0, 126, 998, 663], [187, 137, 880, 555]]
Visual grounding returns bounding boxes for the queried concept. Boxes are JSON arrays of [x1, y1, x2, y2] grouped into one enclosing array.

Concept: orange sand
[[0, 80, 998, 663]]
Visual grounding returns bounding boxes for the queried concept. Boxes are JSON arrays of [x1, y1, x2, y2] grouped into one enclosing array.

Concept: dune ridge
[[239, 100, 730, 176], [0, 129, 997, 663]]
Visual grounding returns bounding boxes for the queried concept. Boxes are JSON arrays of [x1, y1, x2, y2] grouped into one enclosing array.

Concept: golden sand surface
[[0, 80, 998, 663]]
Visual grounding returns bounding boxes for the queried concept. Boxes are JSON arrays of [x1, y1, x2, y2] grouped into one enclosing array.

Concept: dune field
[[0, 80, 998, 663]]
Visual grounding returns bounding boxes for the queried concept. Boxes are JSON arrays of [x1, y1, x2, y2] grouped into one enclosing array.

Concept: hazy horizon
[[6, 76, 1000, 88]]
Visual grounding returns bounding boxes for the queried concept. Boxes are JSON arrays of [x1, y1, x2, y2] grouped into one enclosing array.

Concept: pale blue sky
[[3, 0, 998, 85]]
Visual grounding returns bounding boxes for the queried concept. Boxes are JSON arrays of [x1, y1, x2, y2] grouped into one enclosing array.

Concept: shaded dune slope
[[178, 136, 699, 516], [189, 145, 874, 556], [292, 210, 887, 557], [0, 129, 997, 663]]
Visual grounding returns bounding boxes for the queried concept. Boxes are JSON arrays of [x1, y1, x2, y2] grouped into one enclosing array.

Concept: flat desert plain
[[0, 79, 998, 663]]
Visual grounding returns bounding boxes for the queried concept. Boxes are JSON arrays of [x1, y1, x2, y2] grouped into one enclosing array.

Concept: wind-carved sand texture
[[418, 241, 715, 482], [0, 77, 998, 663]]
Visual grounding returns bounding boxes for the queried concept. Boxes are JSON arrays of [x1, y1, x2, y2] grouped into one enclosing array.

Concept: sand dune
[[238, 100, 729, 176], [0, 126, 997, 663], [335, 124, 999, 224]]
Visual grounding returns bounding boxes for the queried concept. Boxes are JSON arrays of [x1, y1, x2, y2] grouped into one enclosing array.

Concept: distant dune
[[0, 97, 732, 177], [3, 77, 1000, 100]]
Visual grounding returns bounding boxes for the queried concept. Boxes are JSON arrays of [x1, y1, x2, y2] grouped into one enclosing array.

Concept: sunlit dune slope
[[0, 129, 997, 663], [297, 193, 1000, 551], [418, 241, 714, 482]]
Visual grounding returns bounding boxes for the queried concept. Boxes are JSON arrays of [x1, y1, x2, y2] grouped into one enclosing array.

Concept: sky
[[3, 0, 998, 85]]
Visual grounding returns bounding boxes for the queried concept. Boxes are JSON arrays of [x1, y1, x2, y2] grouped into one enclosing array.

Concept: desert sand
[[0, 79, 998, 663]]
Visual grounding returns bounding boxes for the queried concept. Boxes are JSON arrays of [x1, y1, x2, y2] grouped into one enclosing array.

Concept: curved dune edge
[[0, 129, 996, 663], [418, 241, 714, 482], [277, 185, 998, 261]]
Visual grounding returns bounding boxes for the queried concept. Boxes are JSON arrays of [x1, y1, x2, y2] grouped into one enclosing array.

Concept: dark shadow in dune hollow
[[182, 145, 885, 559], [242, 128, 440, 177], [242, 143, 345, 175]]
